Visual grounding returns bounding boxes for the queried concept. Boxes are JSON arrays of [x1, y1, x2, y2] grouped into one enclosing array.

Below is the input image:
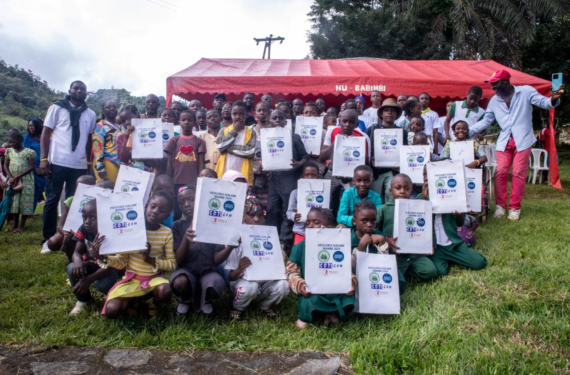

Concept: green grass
[[2, 160, 570, 374]]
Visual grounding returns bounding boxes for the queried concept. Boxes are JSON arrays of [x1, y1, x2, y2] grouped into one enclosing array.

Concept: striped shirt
[[106, 225, 176, 276]]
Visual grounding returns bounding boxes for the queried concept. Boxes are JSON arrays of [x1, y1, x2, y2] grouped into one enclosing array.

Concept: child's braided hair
[[245, 195, 266, 216], [308, 207, 336, 227]]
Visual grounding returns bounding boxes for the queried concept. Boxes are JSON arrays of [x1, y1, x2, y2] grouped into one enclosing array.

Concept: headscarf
[[355, 95, 366, 107]]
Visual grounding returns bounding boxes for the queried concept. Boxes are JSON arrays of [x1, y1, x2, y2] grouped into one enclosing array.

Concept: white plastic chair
[[527, 148, 549, 185]]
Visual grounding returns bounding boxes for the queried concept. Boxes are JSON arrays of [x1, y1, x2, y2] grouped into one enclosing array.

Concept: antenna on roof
[[253, 34, 285, 59]]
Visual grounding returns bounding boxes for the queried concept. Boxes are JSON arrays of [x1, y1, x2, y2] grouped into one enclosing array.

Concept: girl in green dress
[[4, 132, 36, 232], [287, 207, 357, 329]]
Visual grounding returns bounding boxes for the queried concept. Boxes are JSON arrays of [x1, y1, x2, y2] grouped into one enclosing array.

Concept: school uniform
[[431, 213, 487, 276], [445, 100, 486, 141], [225, 244, 290, 312], [350, 228, 407, 294], [376, 200, 438, 282], [169, 217, 226, 313], [287, 240, 356, 323]]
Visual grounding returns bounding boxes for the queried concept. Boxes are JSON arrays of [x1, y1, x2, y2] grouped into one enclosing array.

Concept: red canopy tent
[[166, 58, 561, 189]]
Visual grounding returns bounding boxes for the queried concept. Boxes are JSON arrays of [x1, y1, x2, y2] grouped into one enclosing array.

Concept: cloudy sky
[[0, 0, 313, 97]]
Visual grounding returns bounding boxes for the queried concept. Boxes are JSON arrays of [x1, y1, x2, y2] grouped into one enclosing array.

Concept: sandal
[[229, 309, 243, 320], [262, 308, 277, 318], [296, 319, 308, 329]]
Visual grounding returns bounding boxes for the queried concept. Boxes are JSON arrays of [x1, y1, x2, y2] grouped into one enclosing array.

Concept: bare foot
[[296, 319, 308, 329]]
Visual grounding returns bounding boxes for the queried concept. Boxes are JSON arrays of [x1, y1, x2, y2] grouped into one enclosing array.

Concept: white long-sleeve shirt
[[469, 85, 558, 152]]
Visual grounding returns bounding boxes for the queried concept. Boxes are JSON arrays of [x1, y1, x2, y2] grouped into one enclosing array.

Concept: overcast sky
[[0, 0, 313, 97]]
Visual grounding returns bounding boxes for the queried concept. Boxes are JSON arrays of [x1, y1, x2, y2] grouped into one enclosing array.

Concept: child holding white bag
[[225, 196, 290, 320]]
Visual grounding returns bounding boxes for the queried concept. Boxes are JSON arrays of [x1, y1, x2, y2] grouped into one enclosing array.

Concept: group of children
[[36, 86, 492, 328]]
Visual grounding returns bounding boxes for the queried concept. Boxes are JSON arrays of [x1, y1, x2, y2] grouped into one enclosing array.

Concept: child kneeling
[[225, 196, 290, 320], [66, 199, 119, 315], [91, 191, 177, 319], [287, 207, 357, 328]]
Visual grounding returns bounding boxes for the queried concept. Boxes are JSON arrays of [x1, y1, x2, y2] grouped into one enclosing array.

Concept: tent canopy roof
[[166, 58, 551, 107]]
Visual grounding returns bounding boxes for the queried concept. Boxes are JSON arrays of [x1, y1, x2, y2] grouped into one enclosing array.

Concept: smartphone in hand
[[552, 73, 563, 91]]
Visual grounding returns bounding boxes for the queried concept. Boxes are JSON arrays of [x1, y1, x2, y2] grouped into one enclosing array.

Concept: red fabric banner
[[548, 108, 563, 189]]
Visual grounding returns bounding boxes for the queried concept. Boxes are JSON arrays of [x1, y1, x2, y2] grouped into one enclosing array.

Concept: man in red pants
[[470, 70, 564, 221]]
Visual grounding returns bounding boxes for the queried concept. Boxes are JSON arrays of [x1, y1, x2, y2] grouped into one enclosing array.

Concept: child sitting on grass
[[66, 199, 119, 315], [44, 174, 96, 257], [287, 162, 321, 245], [169, 185, 232, 316], [440, 121, 487, 168], [376, 174, 438, 286], [225, 196, 290, 320], [337, 165, 382, 228], [287, 207, 357, 328], [92, 191, 177, 319], [350, 200, 406, 294], [419, 166, 487, 275]]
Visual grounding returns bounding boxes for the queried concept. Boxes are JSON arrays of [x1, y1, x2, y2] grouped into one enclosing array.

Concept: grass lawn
[[1, 153, 570, 374]]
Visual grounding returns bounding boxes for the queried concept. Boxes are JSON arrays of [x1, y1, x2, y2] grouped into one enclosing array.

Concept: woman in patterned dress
[[3, 131, 36, 232]]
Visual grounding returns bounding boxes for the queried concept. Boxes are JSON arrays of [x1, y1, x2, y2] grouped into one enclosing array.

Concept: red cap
[[486, 69, 511, 83]]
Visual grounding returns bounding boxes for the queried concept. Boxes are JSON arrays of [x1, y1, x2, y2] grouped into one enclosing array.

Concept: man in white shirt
[[362, 90, 382, 124], [470, 70, 564, 220], [40, 81, 97, 246], [419, 93, 439, 145]]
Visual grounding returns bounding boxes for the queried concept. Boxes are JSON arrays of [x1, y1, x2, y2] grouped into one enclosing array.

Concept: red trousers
[[495, 137, 532, 210]]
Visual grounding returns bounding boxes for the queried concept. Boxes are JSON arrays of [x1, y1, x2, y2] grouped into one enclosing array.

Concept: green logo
[[407, 156, 414, 163], [381, 139, 388, 145], [369, 272, 380, 283], [305, 195, 314, 203], [138, 132, 147, 139], [208, 198, 221, 210], [301, 128, 309, 135], [267, 141, 275, 148], [405, 217, 415, 227], [121, 184, 130, 192], [435, 179, 445, 188], [318, 250, 330, 262], [111, 211, 123, 223], [343, 150, 351, 157], [251, 241, 261, 250]]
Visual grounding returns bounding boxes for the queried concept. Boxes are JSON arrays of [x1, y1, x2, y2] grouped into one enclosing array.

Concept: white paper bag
[[465, 168, 482, 212], [355, 251, 400, 314], [162, 122, 174, 148], [191, 177, 248, 246], [285, 119, 292, 131], [63, 184, 111, 232], [173, 125, 181, 136], [374, 128, 403, 167], [296, 179, 331, 222], [132, 118, 164, 159], [295, 116, 324, 155], [332, 135, 366, 177], [450, 141, 475, 164], [305, 228, 352, 294], [426, 160, 468, 213], [96, 192, 147, 255], [260, 127, 293, 171], [399, 145, 430, 184], [240, 225, 286, 281], [114, 165, 155, 207], [393, 199, 433, 254]]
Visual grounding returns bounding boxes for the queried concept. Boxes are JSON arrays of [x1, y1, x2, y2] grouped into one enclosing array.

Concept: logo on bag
[[78, 199, 90, 213], [263, 241, 273, 250], [417, 156, 425, 163], [417, 218, 425, 227], [126, 210, 138, 220], [208, 198, 221, 210], [318, 250, 330, 262], [301, 128, 309, 135], [381, 139, 388, 146], [223, 201, 235, 212], [353, 150, 360, 157], [435, 179, 445, 188], [162, 133, 169, 140], [343, 150, 351, 157], [390, 139, 397, 146], [316, 195, 324, 203], [310, 129, 317, 136], [369, 272, 380, 283], [468, 181, 476, 189], [405, 217, 415, 227], [267, 141, 275, 148], [333, 251, 344, 262], [277, 141, 285, 148], [121, 185, 130, 192], [131, 187, 139, 191], [148, 131, 156, 139], [382, 273, 392, 284], [407, 156, 414, 163], [448, 179, 457, 188], [251, 241, 261, 251], [111, 211, 123, 223], [305, 195, 314, 203], [138, 132, 147, 139]]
